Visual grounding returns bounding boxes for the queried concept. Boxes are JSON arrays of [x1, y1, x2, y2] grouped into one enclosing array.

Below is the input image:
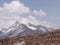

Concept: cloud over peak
[[0, 0, 57, 29], [0, 0, 30, 28]]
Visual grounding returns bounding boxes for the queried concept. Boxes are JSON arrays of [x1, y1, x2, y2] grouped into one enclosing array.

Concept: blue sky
[[19, 0, 60, 25], [0, 0, 60, 29]]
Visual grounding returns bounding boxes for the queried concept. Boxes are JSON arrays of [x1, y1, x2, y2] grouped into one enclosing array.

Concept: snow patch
[[27, 25, 36, 30]]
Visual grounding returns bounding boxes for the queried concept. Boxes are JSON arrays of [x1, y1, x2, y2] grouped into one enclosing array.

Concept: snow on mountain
[[27, 23, 36, 30], [0, 21, 54, 39]]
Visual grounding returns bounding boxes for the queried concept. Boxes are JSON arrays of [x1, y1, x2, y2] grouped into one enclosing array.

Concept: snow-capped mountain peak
[[0, 21, 54, 39]]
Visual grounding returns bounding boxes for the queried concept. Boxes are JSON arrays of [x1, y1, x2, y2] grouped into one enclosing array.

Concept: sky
[[0, 0, 60, 29]]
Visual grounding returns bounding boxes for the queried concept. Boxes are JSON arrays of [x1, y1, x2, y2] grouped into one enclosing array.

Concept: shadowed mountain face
[[0, 31, 3, 35], [0, 21, 54, 39]]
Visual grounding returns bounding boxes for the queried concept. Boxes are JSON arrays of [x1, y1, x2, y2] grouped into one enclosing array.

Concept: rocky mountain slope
[[0, 21, 54, 39]]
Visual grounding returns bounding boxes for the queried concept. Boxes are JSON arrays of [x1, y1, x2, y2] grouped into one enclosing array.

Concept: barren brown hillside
[[0, 29, 60, 45]]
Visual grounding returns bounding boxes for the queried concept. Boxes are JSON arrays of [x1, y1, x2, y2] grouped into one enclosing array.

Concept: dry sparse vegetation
[[0, 29, 60, 45]]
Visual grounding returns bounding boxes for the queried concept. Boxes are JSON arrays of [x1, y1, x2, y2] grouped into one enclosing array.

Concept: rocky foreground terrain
[[0, 29, 60, 45]]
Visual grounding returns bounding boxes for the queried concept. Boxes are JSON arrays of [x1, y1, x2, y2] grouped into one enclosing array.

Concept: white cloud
[[0, 20, 15, 28], [0, 0, 30, 28], [41, 21, 59, 28], [0, 0, 57, 29], [21, 16, 58, 29], [0, 0, 30, 19], [21, 15, 40, 25], [33, 9, 47, 16], [3, 1, 30, 14]]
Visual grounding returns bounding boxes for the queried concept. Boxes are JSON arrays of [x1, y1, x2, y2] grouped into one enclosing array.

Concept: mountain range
[[0, 21, 54, 39]]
